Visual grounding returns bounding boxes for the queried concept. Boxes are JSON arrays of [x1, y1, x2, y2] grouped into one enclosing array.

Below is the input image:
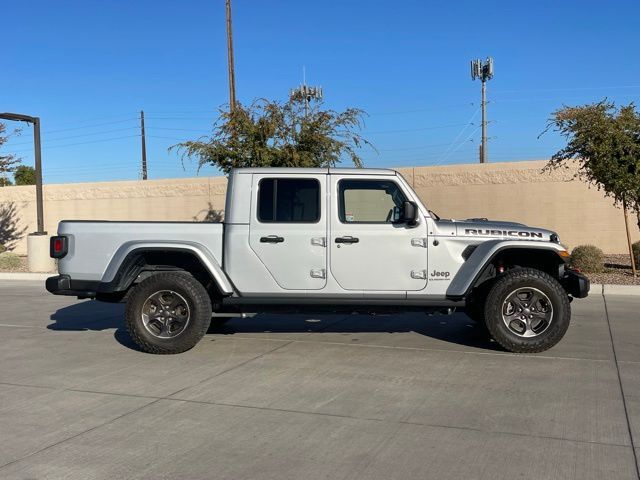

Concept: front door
[[249, 173, 327, 290], [329, 175, 428, 291]]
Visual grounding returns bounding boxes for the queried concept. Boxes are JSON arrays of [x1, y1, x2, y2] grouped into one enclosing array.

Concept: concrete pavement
[[0, 280, 638, 479]]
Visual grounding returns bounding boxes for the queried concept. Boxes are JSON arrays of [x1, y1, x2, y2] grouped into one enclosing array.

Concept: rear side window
[[258, 178, 320, 223]]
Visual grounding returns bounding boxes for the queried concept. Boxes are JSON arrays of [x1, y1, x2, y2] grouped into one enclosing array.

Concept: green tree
[[172, 98, 373, 175], [13, 165, 36, 186], [543, 101, 640, 229], [0, 122, 21, 187]]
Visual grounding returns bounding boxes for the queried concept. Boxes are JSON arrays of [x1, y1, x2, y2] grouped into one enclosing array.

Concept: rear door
[[249, 173, 327, 290]]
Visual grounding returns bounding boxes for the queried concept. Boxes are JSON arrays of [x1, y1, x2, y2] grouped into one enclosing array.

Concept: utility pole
[[140, 110, 147, 180], [289, 67, 323, 117], [471, 57, 494, 163], [225, 0, 237, 112]]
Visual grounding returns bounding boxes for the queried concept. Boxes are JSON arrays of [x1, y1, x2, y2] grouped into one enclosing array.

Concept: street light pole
[[32, 117, 44, 233], [0, 111, 53, 272], [0, 112, 45, 234]]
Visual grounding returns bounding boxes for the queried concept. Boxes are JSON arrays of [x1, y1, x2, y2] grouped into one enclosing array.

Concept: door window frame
[[256, 177, 322, 224], [337, 178, 408, 225]]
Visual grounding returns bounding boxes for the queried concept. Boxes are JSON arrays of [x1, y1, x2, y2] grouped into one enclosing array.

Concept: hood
[[436, 218, 557, 242]]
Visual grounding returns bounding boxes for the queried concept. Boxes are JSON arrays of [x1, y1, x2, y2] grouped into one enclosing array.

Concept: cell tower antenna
[[289, 67, 323, 118], [470, 57, 494, 163]]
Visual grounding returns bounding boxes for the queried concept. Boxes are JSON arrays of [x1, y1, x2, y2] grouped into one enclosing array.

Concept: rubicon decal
[[465, 229, 544, 238]]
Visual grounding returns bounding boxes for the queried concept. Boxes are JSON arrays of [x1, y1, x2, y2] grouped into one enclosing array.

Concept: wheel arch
[[447, 240, 569, 300], [99, 241, 234, 297]]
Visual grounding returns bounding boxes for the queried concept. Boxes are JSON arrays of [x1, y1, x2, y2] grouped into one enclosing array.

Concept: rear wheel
[[484, 268, 570, 353], [125, 272, 212, 354]]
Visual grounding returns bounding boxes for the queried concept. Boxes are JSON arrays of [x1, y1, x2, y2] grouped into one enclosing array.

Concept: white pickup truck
[[46, 168, 589, 354]]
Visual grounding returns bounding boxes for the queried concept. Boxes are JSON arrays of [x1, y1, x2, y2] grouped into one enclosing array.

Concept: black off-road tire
[[125, 272, 212, 354], [484, 268, 571, 353]]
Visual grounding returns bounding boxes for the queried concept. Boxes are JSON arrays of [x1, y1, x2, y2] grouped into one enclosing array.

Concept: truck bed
[[57, 221, 224, 282]]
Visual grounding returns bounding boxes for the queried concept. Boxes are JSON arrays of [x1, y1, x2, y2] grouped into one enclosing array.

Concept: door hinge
[[310, 268, 326, 279], [411, 238, 427, 248], [311, 237, 326, 247], [410, 269, 427, 279]]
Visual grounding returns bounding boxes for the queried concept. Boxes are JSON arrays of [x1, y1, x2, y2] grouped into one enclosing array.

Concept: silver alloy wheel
[[501, 287, 553, 338], [141, 290, 191, 338]]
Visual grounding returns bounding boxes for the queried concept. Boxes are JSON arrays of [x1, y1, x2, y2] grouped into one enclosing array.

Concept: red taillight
[[50, 236, 68, 259]]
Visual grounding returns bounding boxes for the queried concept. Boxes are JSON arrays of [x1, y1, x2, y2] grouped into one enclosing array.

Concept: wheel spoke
[[508, 294, 525, 310], [167, 295, 182, 310], [530, 310, 548, 320], [529, 290, 544, 309]]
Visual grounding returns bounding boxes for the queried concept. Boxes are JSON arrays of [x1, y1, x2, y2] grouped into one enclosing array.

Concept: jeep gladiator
[[46, 168, 589, 354]]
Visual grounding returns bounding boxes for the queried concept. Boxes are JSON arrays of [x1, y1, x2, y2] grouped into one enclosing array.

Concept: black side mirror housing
[[402, 201, 419, 227]]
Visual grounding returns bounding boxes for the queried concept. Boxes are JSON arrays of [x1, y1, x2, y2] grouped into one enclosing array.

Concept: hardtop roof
[[232, 167, 397, 176]]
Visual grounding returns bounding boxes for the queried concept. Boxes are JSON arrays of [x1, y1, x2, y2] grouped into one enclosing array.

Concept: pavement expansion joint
[[602, 291, 640, 478]]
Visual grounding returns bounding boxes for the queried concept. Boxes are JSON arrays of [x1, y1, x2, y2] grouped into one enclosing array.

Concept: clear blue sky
[[3, 0, 639, 184]]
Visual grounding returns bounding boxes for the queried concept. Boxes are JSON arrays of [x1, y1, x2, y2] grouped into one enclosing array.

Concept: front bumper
[[561, 269, 590, 298], [46, 275, 98, 298]]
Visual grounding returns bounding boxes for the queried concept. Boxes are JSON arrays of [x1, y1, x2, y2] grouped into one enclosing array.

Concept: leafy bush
[[0, 252, 21, 270], [0, 243, 6, 254], [570, 245, 605, 273]]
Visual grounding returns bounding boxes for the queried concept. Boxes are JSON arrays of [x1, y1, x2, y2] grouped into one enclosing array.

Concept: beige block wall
[[397, 160, 639, 253], [0, 176, 227, 254], [0, 160, 637, 255]]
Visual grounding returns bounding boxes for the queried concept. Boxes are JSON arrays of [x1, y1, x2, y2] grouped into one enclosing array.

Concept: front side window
[[339, 179, 407, 223], [258, 178, 320, 223]]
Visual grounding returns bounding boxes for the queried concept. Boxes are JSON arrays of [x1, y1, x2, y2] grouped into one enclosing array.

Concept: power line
[[434, 125, 482, 166], [365, 122, 472, 135], [143, 116, 215, 121], [435, 107, 481, 163], [378, 142, 461, 152], [7, 127, 139, 146], [143, 110, 217, 114], [492, 93, 640, 104], [493, 85, 640, 94], [43, 117, 139, 134], [5, 135, 139, 154], [146, 135, 191, 141], [368, 102, 473, 116], [146, 127, 211, 133], [145, 122, 472, 136]]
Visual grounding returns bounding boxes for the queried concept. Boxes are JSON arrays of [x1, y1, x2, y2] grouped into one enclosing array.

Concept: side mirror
[[401, 201, 419, 227]]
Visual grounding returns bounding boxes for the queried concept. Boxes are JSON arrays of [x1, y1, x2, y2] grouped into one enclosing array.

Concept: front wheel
[[125, 272, 212, 354], [484, 268, 571, 353]]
